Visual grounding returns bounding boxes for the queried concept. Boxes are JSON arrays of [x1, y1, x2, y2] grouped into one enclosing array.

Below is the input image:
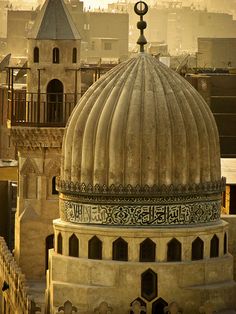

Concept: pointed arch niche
[[45, 159, 60, 198], [20, 157, 40, 199]]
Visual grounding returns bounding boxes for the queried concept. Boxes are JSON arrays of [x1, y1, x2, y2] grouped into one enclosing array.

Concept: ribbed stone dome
[[58, 53, 224, 227], [61, 53, 220, 186]]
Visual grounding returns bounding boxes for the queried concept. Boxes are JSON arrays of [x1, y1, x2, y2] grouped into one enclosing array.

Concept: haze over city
[[7, 0, 236, 11]]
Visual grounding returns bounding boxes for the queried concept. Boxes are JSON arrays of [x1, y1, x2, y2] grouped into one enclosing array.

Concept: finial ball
[[137, 20, 147, 30]]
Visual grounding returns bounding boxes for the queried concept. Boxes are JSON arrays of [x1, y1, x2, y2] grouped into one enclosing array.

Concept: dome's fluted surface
[[61, 53, 220, 188]]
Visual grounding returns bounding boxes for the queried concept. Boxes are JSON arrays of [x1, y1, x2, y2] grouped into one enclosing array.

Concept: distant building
[[108, 2, 236, 55], [1, 0, 129, 62], [186, 72, 236, 158], [6, 10, 37, 56], [197, 38, 236, 68], [67, 1, 129, 62]]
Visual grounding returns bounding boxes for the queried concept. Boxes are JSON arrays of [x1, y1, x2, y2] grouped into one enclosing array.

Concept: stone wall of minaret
[[27, 39, 81, 94], [11, 127, 63, 280]]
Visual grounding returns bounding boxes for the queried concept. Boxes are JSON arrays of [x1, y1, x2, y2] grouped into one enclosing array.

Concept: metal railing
[[9, 92, 81, 127]]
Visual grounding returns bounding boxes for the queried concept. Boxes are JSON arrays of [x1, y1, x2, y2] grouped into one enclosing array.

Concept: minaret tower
[[9, 0, 81, 280]]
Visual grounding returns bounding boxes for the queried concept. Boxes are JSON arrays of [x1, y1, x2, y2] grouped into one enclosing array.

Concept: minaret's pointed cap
[[28, 0, 81, 40]]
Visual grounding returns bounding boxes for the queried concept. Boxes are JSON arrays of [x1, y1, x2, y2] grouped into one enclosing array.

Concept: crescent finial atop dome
[[134, 1, 148, 52]]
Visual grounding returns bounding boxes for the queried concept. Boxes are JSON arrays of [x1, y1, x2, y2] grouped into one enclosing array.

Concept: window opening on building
[[88, 235, 102, 259], [191, 237, 204, 260], [224, 232, 227, 255], [104, 42, 112, 50], [210, 234, 219, 258], [46, 79, 63, 123], [57, 232, 62, 254], [167, 238, 181, 262], [52, 176, 58, 195], [141, 269, 157, 301], [34, 47, 39, 63], [53, 47, 60, 63], [152, 298, 168, 314], [140, 238, 156, 262], [112, 237, 128, 261], [69, 234, 79, 257], [72, 47, 77, 63], [45, 234, 54, 271]]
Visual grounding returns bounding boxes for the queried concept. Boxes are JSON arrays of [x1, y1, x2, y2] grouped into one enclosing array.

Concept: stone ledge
[[10, 127, 64, 148]]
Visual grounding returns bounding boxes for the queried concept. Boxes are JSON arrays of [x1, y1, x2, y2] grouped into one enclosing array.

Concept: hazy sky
[[83, 0, 111, 8], [11, 0, 236, 11]]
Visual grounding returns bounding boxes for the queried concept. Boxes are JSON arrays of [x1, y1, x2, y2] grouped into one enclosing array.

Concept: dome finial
[[134, 1, 148, 53]]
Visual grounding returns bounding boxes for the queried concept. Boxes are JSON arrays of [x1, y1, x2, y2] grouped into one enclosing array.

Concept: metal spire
[[134, 1, 148, 53]]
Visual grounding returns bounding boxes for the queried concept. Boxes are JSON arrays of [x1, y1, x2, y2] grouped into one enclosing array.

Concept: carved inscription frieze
[[60, 198, 221, 226]]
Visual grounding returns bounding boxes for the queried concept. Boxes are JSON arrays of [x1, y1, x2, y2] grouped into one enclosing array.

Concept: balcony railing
[[9, 91, 81, 127]]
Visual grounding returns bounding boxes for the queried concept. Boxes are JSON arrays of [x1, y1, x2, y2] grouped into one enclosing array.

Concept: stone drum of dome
[[57, 53, 225, 227]]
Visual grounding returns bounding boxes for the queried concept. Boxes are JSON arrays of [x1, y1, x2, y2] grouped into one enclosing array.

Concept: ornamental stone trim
[[59, 196, 221, 226], [10, 127, 64, 148], [57, 178, 225, 197]]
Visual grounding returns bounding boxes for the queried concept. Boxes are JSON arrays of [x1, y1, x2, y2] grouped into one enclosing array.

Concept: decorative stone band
[[10, 127, 64, 148], [59, 190, 222, 226], [57, 177, 225, 197]]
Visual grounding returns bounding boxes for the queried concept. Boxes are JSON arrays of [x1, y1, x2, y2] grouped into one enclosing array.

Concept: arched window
[[140, 238, 156, 262], [224, 232, 227, 255], [69, 234, 79, 257], [52, 47, 60, 64], [72, 47, 77, 63], [192, 237, 204, 260], [88, 236, 102, 259], [112, 237, 128, 261], [45, 234, 54, 271], [152, 298, 168, 314], [167, 238, 181, 262], [141, 269, 157, 301], [57, 233, 62, 254], [34, 47, 39, 63], [210, 235, 219, 258], [52, 176, 58, 195]]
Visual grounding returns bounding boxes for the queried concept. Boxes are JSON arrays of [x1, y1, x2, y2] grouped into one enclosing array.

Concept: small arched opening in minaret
[[72, 47, 77, 63], [112, 237, 128, 261], [224, 232, 227, 255], [52, 47, 60, 63], [69, 234, 79, 257], [140, 238, 156, 262], [57, 233, 62, 254], [46, 79, 63, 123], [45, 234, 54, 272], [88, 236, 102, 260], [167, 238, 181, 262], [52, 176, 58, 195], [34, 47, 39, 63], [152, 298, 168, 314], [210, 234, 219, 258], [192, 237, 204, 260]]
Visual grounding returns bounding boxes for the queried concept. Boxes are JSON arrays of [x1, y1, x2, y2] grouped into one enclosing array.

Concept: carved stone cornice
[[10, 127, 64, 148], [57, 177, 226, 198]]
